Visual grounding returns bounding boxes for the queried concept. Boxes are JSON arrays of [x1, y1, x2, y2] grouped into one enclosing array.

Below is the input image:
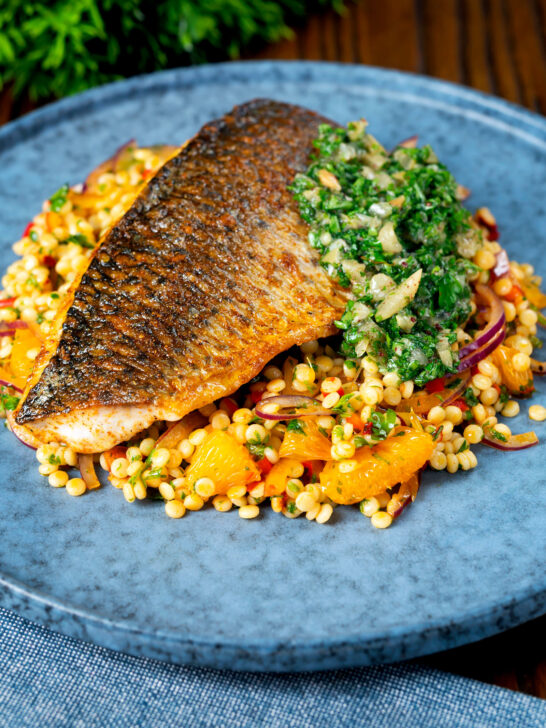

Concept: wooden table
[[1, 0, 544, 700], [250, 0, 546, 699]]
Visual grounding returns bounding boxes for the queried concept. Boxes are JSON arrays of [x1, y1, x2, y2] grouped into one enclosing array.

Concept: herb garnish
[[49, 184, 69, 212], [290, 121, 483, 386], [61, 234, 95, 249]]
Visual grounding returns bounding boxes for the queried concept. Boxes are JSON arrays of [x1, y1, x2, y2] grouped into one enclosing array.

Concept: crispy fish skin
[[16, 99, 347, 452]]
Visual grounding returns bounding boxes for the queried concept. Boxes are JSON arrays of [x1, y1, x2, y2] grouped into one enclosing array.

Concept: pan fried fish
[[15, 99, 347, 453]]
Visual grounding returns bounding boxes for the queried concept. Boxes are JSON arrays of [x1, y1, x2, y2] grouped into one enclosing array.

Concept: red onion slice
[[531, 358, 546, 375], [457, 325, 506, 372], [491, 249, 510, 280], [0, 321, 28, 336], [255, 395, 331, 421], [79, 453, 101, 490], [458, 285, 505, 358], [482, 430, 539, 451], [0, 378, 23, 393]]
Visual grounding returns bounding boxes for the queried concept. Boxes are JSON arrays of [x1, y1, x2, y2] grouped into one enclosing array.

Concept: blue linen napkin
[[1, 607, 545, 728]]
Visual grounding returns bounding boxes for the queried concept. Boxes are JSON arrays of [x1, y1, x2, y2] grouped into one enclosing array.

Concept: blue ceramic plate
[[0, 62, 545, 672]]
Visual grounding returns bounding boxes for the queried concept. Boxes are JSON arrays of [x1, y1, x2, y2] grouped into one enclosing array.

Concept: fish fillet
[[15, 99, 347, 453]]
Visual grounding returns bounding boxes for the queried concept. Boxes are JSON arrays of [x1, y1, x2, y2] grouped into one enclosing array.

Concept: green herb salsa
[[290, 121, 483, 386]]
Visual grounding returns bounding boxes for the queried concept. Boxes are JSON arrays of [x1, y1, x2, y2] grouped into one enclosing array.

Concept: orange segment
[[279, 419, 333, 461], [185, 430, 260, 495], [491, 345, 534, 396], [521, 281, 546, 309], [320, 426, 434, 505], [264, 458, 305, 496], [9, 328, 42, 388]]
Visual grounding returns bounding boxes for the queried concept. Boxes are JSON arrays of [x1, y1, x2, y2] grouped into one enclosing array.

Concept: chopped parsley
[[29, 229, 39, 242], [286, 419, 306, 434], [246, 441, 266, 459], [49, 184, 69, 212], [370, 409, 397, 440], [61, 234, 94, 249], [489, 429, 507, 443], [463, 387, 479, 407], [290, 121, 482, 386], [0, 389, 19, 412], [332, 393, 359, 415]]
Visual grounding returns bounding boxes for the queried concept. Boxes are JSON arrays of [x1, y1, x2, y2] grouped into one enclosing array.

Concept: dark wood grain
[[1, 0, 545, 700]]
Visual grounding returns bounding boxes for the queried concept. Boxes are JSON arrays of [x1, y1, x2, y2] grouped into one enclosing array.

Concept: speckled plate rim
[[1, 61, 545, 671]]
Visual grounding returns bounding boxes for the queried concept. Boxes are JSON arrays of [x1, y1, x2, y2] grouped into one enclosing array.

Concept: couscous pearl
[[512, 352, 530, 372], [123, 481, 135, 503], [139, 438, 155, 456], [502, 300, 517, 322], [472, 373, 492, 391], [165, 500, 186, 518], [184, 493, 204, 511], [520, 309, 538, 328], [266, 378, 286, 393], [382, 372, 400, 388], [316, 503, 333, 524], [322, 392, 341, 409], [126, 446, 142, 462], [430, 451, 447, 470], [315, 355, 334, 373], [463, 424, 483, 444], [480, 387, 499, 406], [264, 365, 283, 380], [492, 277, 513, 297], [232, 408, 253, 424], [210, 411, 230, 430], [48, 470, 68, 488], [371, 511, 393, 529], [111, 457, 129, 478], [294, 363, 315, 384], [446, 453, 459, 473], [239, 504, 260, 519], [212, 495, 232, 512], [245, 423, 267, 442], [188, 429, 207, 447], [501, 400, 520, 417], [477, 359, 498, 379], [400, 380, 414, 399], [471, 404, 487, 424], [474, 248, 496, 270], [300, 339, 319, 355], [270, 496, 283, 513], [66, 478, 86, 497], [360, 497, 380, 517], [428, 406, 445, 425], [306, 503, 322, 521], [444, 405, 463, 425], [321, 376, 342, 393], [150, 448, 170, 468], [227, 485, 246, 500], [194, 477, 215, 499], [493, 423, 512, 438], [383, 386, 402, 407], [529, 405, 546, 422], [159, 482, 175, 500], [361, 386, 380, 406]]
